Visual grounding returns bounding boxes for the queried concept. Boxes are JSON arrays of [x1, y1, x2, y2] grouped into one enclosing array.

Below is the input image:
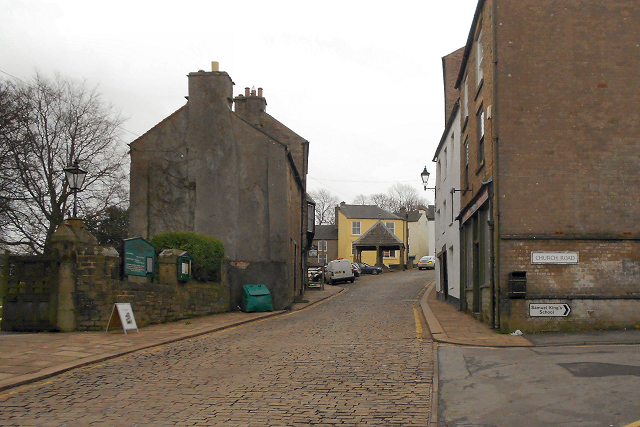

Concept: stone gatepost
[[50, 218, 98, 332]]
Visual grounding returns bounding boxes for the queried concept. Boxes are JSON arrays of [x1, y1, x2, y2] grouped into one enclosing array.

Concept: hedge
[[150, 231, 224, 282]]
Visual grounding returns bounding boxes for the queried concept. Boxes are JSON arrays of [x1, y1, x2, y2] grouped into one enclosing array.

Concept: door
[[2, 257, 59, 332], [440, 251, 449, 301]]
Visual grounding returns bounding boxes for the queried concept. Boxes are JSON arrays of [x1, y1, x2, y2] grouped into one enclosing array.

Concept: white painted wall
[[434, 106, 461, 301]]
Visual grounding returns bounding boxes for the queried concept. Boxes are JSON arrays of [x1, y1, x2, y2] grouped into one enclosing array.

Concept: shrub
[[150, 231, 224, 282]]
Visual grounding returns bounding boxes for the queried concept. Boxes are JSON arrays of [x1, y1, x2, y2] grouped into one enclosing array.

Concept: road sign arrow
[[563, 304, 571, 316]]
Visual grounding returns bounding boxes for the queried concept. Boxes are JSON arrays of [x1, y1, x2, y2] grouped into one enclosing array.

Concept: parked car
[[418, 256, 436, 270], [325, 259, 355, 284], [355, 262, 383, 275], [308, 266, 325, 283], [351, 263, 361, 277]]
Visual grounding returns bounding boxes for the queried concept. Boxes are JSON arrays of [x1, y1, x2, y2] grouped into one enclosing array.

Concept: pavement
[[2, 278, 640, 393]]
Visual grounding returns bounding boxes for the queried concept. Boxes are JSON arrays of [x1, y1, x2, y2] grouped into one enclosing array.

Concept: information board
[[124, 237, 155, 277]]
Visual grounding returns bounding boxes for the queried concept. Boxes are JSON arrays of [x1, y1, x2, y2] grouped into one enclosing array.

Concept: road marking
[[413, 307, 424, 342], [622, 420, 640, 427]]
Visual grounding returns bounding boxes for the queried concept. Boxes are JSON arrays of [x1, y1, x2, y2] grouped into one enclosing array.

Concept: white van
[[325, 259, 355, 285]]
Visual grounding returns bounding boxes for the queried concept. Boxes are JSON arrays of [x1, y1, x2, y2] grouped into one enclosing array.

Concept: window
[[443, 147, 448, 174], [477, 105, 485, 163], [443, 200, 447, 224], [450, 132, 455, 154], [476, 30, 484, 86], [464, 137, 470, 188], [352, 221, 361, 235], [318, 253, 327, 264], [462, 75, 469, 119], [384, 250, 397, 258], [385, 222, 395, 235], [307, 201, 315, 233], [318, 240, 327, 252]]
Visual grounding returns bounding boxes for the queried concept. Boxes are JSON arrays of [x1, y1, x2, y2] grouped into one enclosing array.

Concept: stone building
[[437, 0, 640, 332], [308, 224, 339, 266], [129, 63, 312, 310]]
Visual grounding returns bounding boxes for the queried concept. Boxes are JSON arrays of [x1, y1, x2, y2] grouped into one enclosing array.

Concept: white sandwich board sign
[[106, 303, 139, 334]]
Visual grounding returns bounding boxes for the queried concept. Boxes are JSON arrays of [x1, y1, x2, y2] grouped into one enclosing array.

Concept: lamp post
[[64, 160, 87, 218]]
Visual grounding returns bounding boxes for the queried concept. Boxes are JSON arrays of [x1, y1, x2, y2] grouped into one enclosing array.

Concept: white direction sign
[[529, 303, 571, 317]]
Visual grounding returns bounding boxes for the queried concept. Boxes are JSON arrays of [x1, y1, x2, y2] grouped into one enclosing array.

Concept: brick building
[[129, 63, 312, 311], [436, 0, 640, 332]]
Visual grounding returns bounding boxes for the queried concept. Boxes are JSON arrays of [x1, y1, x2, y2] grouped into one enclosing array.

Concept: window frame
[[352, 221, 361, 235], [462, 75, 469, 120], [383, 250, 397, 259], [476, 29, 484, 86], [385, 221, 395, 235], [477, 105, 485, 164], [464, 136, 470, 188]]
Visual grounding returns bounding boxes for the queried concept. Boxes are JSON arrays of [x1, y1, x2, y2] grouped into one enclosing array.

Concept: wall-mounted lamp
[[451, 188, 471, 194], [421, 166, 435, 191]]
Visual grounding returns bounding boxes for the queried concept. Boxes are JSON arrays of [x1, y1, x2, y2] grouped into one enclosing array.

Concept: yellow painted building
[[335, 203, 407, 267]]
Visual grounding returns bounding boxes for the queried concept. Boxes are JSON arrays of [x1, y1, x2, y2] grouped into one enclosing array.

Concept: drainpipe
[[491, 0, 501, 330]]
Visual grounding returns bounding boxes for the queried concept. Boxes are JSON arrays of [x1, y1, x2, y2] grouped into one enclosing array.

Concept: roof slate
[[406, 211, 422, 222], [339, 204, 401, 220], [314, 224, 338, 240], [353, 221, 404, 247]]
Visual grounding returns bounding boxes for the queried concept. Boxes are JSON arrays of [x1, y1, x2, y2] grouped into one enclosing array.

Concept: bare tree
[[360, 184, 427, 215], [0, 73, 128, 254], [387, 183, 426, 213], [309, 189, 340, 225], [352, 194, 369, 205], [369, 193, 394, 212]]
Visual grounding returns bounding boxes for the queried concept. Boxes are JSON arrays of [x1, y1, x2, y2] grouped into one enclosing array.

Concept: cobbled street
[[0, 270, 435, 426]]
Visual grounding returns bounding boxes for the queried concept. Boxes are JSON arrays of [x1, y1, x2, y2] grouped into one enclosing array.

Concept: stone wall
[[74, 251, 230, 331]]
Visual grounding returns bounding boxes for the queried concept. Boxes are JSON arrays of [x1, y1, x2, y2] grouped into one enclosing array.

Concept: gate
[[1, 256, 60, 332]]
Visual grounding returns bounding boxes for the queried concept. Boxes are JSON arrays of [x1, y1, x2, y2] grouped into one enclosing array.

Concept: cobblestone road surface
[[0, 270, 435, 426]]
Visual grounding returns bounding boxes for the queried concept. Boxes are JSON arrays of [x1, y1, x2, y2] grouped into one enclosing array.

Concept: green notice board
[[123, 237, 155, 277]]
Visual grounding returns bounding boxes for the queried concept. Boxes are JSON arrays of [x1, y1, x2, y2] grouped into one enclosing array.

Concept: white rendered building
[[433, 101, 462, 305]]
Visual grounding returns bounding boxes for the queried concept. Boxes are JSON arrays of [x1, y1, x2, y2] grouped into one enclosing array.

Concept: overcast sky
[[1, 0, 478, 205]]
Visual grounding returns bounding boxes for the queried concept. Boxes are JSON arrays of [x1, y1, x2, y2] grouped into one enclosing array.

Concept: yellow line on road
[[413, 307, 424, 342], [623, 420, 640, 427]]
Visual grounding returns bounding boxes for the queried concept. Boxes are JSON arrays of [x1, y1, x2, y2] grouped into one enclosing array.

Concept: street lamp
[[420, 166, 431, 191], [64, 160, 87, 218]]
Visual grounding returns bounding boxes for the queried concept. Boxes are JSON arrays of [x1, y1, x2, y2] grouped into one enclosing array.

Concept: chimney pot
[[251, 86, 256, 96], [211, 61, 219, 71], [245, 87, 250, 97], [258, 87, 263, 97]]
